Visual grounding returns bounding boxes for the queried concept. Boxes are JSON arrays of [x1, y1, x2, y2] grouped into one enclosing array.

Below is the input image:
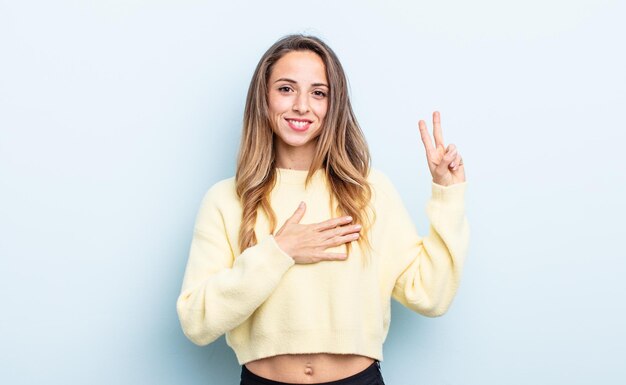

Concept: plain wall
[[1, 0, 625, 384]]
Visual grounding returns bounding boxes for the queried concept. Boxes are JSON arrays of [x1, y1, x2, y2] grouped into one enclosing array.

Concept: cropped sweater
[[176, 167, 469, 365]]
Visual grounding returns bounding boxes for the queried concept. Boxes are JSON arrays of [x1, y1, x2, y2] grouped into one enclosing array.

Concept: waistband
[[240, 360, 382, 385]]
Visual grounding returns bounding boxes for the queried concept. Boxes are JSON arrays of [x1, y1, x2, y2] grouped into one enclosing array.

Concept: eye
[[278, 86, 293, 93], [313, 90, 327, 98]]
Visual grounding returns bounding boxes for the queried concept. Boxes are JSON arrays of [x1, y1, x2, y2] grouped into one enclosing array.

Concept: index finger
[[418, 119, 436, 156]]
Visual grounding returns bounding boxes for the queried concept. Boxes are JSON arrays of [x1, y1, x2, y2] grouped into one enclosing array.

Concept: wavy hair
[[235, 34, 374, 264]]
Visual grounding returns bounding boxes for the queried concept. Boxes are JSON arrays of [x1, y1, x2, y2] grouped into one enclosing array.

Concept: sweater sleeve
[[175, 183, 296, 346], [381, 176, 469, 317]]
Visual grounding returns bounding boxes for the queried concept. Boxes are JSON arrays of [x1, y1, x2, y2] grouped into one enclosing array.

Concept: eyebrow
[[273, 77, 329, 88]]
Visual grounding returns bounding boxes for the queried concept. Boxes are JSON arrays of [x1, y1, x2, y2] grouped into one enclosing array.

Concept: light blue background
[[1, 1, 625, 384]]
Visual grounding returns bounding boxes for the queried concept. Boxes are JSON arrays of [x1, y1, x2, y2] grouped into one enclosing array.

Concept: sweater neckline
[[275, 167, 325, 185]]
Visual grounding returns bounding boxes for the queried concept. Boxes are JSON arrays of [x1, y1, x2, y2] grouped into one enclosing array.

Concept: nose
[[292, 92, 309, 114]]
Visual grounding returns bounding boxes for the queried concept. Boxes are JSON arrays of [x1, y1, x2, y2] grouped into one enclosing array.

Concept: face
[[267, 50, 329, 163]]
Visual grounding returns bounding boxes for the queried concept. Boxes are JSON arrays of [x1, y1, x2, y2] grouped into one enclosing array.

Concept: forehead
[[269, 50, 327, 84]]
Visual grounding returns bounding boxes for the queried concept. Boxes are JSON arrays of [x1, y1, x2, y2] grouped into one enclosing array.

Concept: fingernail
[[450, 162, 456, 168], [346, 216, 352, 221], [299, 201, 304, 208]]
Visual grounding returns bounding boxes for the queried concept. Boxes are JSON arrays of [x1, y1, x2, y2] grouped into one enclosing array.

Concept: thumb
[[286, 201, 306, 225]]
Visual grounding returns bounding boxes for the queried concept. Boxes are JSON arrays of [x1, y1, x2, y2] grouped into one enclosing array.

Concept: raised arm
[[386, 179, 469, 316], [387, 111, 469, 316]]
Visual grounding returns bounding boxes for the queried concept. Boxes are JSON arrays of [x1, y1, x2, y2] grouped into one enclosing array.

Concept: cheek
[[267, 93, 286, 116], [314, 101, 329, 121], [267, 100, 279, 117]]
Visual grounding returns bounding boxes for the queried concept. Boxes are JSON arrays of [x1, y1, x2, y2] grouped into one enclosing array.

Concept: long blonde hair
[[235, 34, 374, 263]]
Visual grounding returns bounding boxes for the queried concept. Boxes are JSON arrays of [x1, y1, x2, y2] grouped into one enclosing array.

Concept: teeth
[[288, 119, 309, 128]]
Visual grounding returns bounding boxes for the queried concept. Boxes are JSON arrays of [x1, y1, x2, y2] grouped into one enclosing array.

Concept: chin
[[284, 138, 313, 147], [275, 131, 318, 148]]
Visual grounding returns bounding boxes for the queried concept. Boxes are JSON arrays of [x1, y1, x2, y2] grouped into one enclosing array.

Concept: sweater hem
[[226, 329, 384, 365]]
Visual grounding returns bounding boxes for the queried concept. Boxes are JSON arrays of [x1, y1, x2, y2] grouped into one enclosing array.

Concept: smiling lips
[[285, 118, 312, 131]]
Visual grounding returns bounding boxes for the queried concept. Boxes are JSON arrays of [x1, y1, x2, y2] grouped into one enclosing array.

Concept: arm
[[387, 110, 469, 316], [384, 178, 469, 317], [176, 183, 295, 346]]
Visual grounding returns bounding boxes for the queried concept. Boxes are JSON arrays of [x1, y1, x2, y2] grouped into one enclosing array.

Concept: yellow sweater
[[176, 167, 469, 365]]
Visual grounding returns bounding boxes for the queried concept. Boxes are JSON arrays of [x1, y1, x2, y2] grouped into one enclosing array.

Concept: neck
[[274, 140, 317, 171]]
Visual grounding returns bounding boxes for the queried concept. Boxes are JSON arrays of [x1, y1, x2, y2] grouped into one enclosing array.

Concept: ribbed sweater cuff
[[431, 181, 467, 205], [250, 235, 296, 273]]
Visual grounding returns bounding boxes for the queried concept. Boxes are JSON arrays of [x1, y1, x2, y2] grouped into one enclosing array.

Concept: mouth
[[285, 118, 313, 131]]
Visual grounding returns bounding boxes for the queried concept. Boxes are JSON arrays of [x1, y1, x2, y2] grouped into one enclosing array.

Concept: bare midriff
[[244, 353, 375, 383]]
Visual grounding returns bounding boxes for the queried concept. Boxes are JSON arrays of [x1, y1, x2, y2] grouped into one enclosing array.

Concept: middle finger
[[326, 223, 361, 239], [433, 111, 445, 150]]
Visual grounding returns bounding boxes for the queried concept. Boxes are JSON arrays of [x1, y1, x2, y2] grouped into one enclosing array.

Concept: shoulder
[[367, 167, 393, 186], [192, 176, 240, 230], [367, 167, 400, 196], [205, 176, 236, 196], [365, 167, 405, 213], [199, 176, 239, 210]]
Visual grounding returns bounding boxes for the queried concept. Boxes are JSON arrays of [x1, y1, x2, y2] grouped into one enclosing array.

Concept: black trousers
[[240, 360, 385, 385]]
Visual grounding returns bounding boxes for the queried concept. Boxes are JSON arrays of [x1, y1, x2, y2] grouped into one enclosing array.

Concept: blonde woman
[[176, 34, 468, 385]]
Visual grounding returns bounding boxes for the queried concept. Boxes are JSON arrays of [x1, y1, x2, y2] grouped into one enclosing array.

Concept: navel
[[304, 362, 313, 376]]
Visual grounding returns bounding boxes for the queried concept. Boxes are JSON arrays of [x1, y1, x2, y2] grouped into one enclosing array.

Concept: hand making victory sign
[[418, 111, 466, 187]]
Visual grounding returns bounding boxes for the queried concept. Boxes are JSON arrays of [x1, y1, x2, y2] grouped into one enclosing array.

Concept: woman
[[176, 34, 468, 385]]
